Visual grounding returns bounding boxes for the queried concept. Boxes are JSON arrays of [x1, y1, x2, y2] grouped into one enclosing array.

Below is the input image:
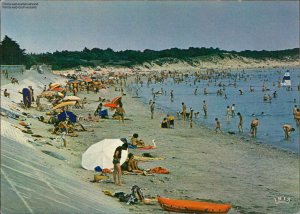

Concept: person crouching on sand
[[283, 124, 295, 138], [113, 141, 128, 186]]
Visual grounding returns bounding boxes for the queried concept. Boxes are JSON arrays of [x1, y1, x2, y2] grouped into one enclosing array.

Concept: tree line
[[1, 36, 299, 70]]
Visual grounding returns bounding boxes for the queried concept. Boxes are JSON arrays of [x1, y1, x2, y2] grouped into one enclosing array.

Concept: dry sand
[[1, 67, 299, 214]]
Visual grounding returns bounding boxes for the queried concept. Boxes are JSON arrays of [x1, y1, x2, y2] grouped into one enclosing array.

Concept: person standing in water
[[231, 104, 235, 117], [170, 90, 174, 102], [226, 106, 231, 122], [182, 102, 187, 121], [203, 100, 207, 117], [250, 118, 259, 137], [237, 112, 243, 132]]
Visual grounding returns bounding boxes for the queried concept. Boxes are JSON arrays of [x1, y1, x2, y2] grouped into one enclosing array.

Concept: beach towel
[[19, 121, 28, 126], [138, 145, 156, 150], [134, 156, 165, 161], [150, 167, 170, 174], [129, 145, 137, 149], [102, 168, 112, 174]]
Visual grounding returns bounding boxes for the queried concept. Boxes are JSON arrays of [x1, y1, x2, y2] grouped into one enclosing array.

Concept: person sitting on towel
[[131, 133, 145, 148], [121, 153, 143, 173]]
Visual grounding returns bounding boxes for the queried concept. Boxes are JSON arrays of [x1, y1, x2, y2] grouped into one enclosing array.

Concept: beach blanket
[[134, 156, 165, 161], [138, 145, 156, 150]]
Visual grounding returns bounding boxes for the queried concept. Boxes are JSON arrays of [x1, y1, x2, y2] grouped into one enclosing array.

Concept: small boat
[[157, 196, 231, 213], [281, 70, 291, 87]]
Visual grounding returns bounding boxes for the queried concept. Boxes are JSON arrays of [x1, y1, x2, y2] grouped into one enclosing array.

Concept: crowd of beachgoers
[[1, 65, 299, 214]]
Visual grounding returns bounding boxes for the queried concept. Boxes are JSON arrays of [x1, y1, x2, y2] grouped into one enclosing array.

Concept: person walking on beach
[[215, 118, 221, 133], [170, 90, 174, 102], [237, 112, 243, 132], [29, 86, 35, 102], [116, 103, 125, 123], [250, 118, 259, 137], [150, 101, 155, 119], [282, 124, 295, 138], [203, 100, 207, 117], [113, 141, 128, 186]]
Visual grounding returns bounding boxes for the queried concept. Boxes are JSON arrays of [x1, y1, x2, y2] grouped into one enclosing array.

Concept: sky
[[1, 1, 299, 53]]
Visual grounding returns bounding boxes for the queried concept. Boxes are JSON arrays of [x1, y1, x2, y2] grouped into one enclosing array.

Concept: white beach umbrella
[[81, 139, 128, 170]]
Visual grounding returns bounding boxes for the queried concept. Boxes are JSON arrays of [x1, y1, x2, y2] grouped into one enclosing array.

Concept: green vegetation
[[1, 36, 299, 69], [0, 36, 31, 67]]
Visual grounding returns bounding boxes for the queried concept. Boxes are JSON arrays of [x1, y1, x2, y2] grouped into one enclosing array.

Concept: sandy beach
[[1, 66, 299, 214]]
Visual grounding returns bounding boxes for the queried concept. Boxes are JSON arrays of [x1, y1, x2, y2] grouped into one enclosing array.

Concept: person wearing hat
[[113, 141, 128, 186]]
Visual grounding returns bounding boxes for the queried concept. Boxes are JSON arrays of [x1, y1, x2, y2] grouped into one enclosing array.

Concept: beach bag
[[94, 166, 102, 172], [117, 185, 144, 205]]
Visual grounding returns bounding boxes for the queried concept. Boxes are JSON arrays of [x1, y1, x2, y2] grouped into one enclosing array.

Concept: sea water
[[127, 68, 300, 153]]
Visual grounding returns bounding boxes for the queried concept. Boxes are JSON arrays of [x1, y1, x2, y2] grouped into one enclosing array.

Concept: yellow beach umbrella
[[62, 96, 81, 101], [52, 101, 76, 110], [50, 83, 60, 88]]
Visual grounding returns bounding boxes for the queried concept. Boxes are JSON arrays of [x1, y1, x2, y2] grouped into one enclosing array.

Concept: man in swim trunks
[[250, 118, 259, 137]]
